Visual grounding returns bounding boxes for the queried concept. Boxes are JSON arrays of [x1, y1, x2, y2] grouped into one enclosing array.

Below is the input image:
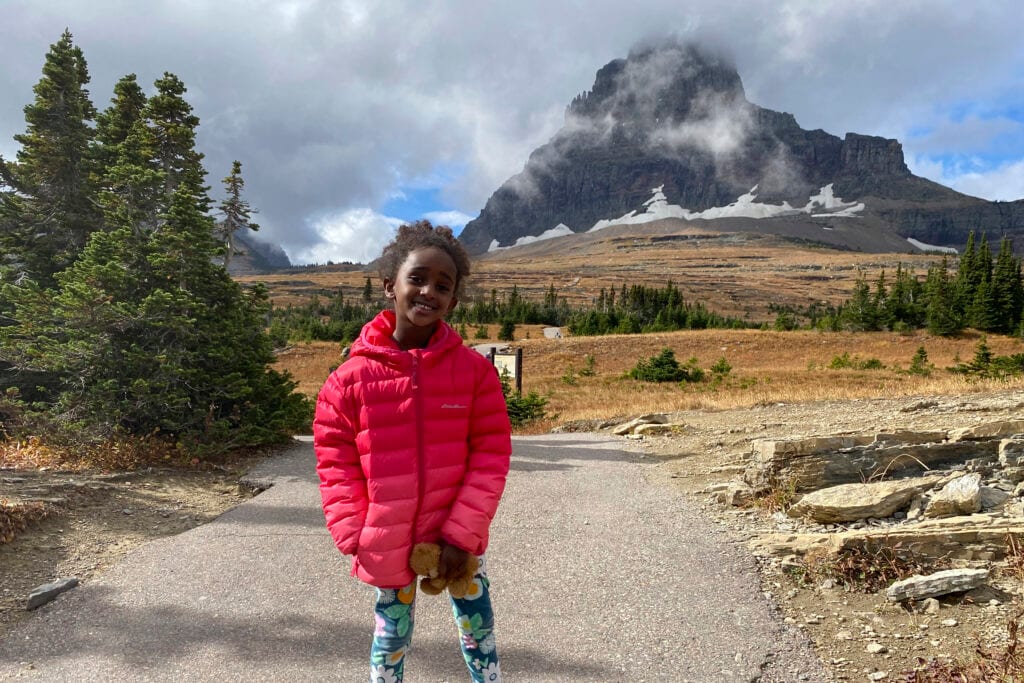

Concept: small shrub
[[629, 348, 686, 383], [908, 346, 934, 376], [828, 352, 885, 371], [791, 544, 938, 593], [1, 499, 53, 545], [773, 311, 799, 331], [951, 338, 1024, 379], [500, 370, 547, 427], [751, 478, 798, 514], [710, 357, 732, 376], [678, 356, 705, 383], [474, 325, 488, 340], [498, 320, 516, 342], [561, 354, 595, 385]]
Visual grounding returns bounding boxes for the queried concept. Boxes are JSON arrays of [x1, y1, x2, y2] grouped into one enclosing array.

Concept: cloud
[[906, 114, 1024, 158], [423, 210, 474, 230], [1, 1, 1023, 263], [649, 91, 753, 160], [908, 156, 1024, 202], [291, 209, 402, 265]]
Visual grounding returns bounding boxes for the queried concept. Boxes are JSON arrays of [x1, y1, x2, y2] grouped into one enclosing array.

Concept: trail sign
[[489, 347, 523, 394]]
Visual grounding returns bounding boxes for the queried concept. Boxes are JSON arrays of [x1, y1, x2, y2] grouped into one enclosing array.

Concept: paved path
[[0, 435, 830, 682]]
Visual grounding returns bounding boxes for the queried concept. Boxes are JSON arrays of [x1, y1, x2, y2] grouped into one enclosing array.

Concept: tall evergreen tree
[[0, 65, 309, 450], [99, 72, 206, 234], [954, 231, 980, 318], [92, 74, 147, 186], [841, 271, 878, 331], [968, 277, 999, 331], [925, 257, 961, 336], [216, 161, 260, 271], [146, 73, 206, 209], [991, 236, 1024, 333], [0, 30, 98, 285]]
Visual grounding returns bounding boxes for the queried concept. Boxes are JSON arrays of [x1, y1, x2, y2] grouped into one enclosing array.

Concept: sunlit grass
[[276, 328, 1024, 427]]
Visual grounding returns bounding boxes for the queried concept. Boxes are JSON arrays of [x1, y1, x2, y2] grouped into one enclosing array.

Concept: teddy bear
[[409, 542, 479, 599]]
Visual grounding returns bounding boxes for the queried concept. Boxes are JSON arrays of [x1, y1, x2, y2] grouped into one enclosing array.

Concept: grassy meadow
[[275, 326, 1024, 434]]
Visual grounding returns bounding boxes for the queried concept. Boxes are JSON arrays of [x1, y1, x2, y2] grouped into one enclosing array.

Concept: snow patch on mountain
[[487, 224, 575, 252], [589, 184, 863, 233], [485, 184, 865, 252], [907, 237, 958, 254]]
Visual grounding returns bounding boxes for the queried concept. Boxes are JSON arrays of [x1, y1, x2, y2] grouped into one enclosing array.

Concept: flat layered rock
[[788, 475, 943, 523], [885, 568, 989, 602]]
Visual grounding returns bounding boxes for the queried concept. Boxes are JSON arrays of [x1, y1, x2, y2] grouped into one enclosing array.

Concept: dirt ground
[[3, 388, 1024, 680], [0, 465, 254, 640], [632, 386, 1024, 681]]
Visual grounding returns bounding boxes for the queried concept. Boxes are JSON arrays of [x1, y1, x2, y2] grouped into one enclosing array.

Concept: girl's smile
[[384, 246, 459, 349]]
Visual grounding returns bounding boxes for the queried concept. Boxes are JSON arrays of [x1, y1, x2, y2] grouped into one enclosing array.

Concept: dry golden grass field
[[238, 224, 944, 320], [275, 328, 1024, 434], [251, 225, 1024, 432]]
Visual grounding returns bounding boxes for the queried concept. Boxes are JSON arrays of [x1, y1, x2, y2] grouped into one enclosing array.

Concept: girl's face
[[383, 246, 459, 349]]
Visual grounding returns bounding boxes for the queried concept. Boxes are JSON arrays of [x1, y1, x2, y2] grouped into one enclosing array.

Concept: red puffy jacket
[[314, 311, 512, 588]]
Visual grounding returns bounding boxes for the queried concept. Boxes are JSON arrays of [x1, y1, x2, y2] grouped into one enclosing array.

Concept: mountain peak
[[566, 42, 745, 124], [459, 44, 1024, 256]]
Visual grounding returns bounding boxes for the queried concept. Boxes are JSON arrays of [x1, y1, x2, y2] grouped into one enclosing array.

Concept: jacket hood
[[350, 310, 463, 367]]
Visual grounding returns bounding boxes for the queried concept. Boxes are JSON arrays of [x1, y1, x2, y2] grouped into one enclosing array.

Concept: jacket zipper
[[410, 354, 425, 549]]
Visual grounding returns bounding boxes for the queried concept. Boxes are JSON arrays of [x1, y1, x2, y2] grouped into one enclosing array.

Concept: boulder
[[787, 475, 942, 523], [979, 486, 1011, 511], [633, 422, 686, 437], [613, 413, 669, 436], [715, 482, 754, 507], [999, 437, 1024, 467], [885, 568, 989, 602], [923, 473, 982, 518], [27, 577, 79, 610]]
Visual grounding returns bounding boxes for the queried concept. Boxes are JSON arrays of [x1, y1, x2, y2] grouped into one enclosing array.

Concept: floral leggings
[[369, 557, 501, 683]]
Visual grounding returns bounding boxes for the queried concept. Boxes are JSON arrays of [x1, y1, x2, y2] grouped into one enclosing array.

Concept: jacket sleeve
[[441, 358, 512, 555], [313, 370, 368, 556]]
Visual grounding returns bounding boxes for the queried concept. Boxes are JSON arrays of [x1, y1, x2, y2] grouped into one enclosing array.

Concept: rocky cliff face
[[459, 43, 1024, 255]]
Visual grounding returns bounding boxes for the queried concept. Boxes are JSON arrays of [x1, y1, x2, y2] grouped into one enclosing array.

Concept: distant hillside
[[226, 232, 292, 276], [459, 41, 1024, 255]]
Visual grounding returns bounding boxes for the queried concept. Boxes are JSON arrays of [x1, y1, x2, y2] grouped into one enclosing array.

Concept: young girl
[[314, 220, 511, 683]]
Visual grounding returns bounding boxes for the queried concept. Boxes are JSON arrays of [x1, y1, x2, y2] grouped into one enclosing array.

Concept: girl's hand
[[438, 541, 472, 580]]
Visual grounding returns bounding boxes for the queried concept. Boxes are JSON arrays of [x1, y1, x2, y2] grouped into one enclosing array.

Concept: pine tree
[[0, 30, 98, 285], [216, 161, 260, 270], [92, 74, 147, 183], [925, 257, 961, 336], [872, 271, 888, 329], [146, 73, 206, 207], [991, 237, 1023, 333], [0, 67, 310, 451], [841, 271, 879, 331], [954, 231, 979, 318], [95, 72, 206, 237]]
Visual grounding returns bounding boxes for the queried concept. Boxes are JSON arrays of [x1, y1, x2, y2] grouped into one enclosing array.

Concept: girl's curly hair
[[377, 220, 472, 297]]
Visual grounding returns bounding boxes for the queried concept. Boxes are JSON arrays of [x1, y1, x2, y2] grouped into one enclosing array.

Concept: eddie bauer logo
[[441, 404, 468, 409]]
